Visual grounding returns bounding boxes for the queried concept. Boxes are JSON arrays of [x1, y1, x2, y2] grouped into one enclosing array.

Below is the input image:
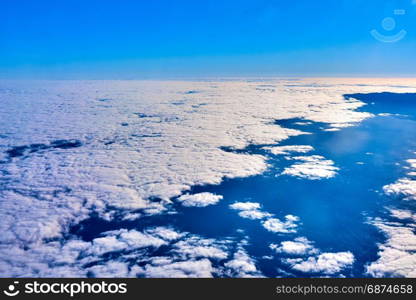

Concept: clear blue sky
[[1, 0, 416, 78]]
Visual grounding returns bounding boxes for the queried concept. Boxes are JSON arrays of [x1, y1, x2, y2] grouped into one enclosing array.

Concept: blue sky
[[1, 0, 416, 78]]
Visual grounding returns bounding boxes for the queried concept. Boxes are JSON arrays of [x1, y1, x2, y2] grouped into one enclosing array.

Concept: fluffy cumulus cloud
[[238, 210, 273, 220], [229, 202, 272, 220], [229, 202, 261, 211], [223, 249, 263, 277], [0, 226, 181, 277], [171, 236, 229, 260], [371, 157, 416, 277], [270, 237, 318, 256], [407, 159, 416, 169], [285, 252, 355, 274], [147, 226, 185, 241], [229, 202, 300, 233], [383, 179, 416, 201], [87, 261, 130, 278], [130, 235, 262, 278], [262, 215, 300, 233], [282, 155, 339, 180], [0, 78, 414, 277], [0, 224, 264, 278], [383, 158, 416, 200], [136, 259, 215, 278], [177, 192, 223, 207], [270, 235, 355, 276], [388, 208, 416, 222], [263, 145, 314, 155], [366, 214, 416, 278], [405, 158, 416, 176], [89, 229, 168, 256]]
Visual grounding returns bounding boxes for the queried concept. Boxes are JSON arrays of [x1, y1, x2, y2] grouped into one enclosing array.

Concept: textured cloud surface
[[177, 192, 223, 207], [286, 252, 355, 274], [366, 216, 416, 278], [229, 202, 272, 220], [383, 158, 416, 201], [1, 78, 415, 277], [262, 215, 300, 233], [264, 145, 314, 155], [384, 179, 416, 201], [270, 237, 318, 256], [282, 155, 339, 180], [368, 157, 416, 277], [229, 202, 299, 233]]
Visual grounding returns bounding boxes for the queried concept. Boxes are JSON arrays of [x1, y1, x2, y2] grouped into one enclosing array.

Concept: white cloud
[[263, 145, 314, 155], [90, 236, 128, 256], [171, 236, 229, 260], [229, 202, 261, 211], [146, 227, 184, 241], [286, 252, 354, 274], [383, 158, 416, 200], [87, 261, 129, 278], [282, 155, 339, 180], [270, 237, 318, 255], [229, 202, 272, 220], [86, 228, 169, 256], [238, 210, 272, 220], [121, 213, 141, 221], [388, 208, 416, 222], [177, 192, 223, 207], [384, 179, 416, 200], [0, 224, 253, 277], [406, 159, 416, 169], [138, 259, 215, 278], [262, 215, 300, 233], [223, 249, 262, 277], [366, 217, 416, 278], [230, 202, 300, 234], [371, 158, 416, 276], [323, 128, 340, 132]]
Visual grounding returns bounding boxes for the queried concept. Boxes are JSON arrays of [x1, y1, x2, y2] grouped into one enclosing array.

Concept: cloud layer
[[1, 78, 415, 277]]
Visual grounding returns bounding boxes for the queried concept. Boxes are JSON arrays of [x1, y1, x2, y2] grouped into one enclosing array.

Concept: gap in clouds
[[69, 92, 416, 277]]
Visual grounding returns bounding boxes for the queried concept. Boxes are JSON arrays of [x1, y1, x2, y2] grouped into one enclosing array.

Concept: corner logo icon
[[371, 9, 407, 43], [3, 281, 20, 297]]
